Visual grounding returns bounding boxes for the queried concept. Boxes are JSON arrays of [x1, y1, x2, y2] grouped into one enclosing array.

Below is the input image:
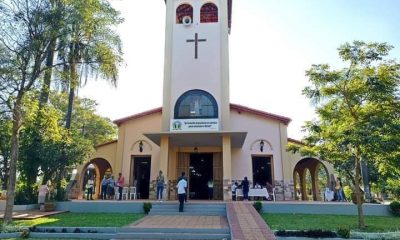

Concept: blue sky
[[80, 0, 400, 139]]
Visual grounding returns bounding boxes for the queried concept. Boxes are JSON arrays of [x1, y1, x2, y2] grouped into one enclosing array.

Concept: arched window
[[200, 3, 218, 23], [174, 90, 218, 119], [176, 4, 193, 24]]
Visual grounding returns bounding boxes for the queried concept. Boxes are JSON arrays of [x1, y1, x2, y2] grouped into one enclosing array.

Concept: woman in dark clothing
[[241, 177, 250, 201]]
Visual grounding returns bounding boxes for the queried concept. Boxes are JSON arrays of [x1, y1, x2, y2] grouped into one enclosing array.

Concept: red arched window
[[176, 4, 193, 24], [200, 3, 218, 23]]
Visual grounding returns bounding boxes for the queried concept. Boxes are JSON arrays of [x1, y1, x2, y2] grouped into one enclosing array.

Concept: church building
[[73, 0, 335, 201]]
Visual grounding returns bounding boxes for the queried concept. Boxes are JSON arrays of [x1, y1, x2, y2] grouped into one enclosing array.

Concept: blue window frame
[[174, 90, 218, 119]]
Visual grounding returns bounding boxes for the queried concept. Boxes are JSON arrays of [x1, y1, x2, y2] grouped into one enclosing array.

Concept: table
[[236, 188, 269, 200]]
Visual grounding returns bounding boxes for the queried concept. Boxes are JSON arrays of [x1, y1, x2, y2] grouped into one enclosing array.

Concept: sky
[[80, 0, 400, 140]]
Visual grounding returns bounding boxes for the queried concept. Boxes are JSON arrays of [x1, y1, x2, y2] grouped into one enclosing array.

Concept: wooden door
[[213, 153, 223, 200]]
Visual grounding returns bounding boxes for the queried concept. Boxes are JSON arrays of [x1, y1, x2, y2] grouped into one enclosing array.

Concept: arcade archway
[[293, 158, 329, 201], [81, 158, 112, 199]]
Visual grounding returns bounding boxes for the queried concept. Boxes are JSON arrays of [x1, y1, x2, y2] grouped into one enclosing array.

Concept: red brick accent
[[227, 202, 276, 240]]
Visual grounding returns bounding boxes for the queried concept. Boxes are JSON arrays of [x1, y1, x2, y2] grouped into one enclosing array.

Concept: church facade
[[73, 0, 335, 201]]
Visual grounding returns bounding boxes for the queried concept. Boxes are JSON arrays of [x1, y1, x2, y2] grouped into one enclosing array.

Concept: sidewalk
[[128, 215, 229, 229], [227, 202, 276, 240]]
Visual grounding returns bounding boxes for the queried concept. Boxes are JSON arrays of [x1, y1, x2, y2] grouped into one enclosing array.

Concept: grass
[[8, 212, 144, 227], [263, 213, 400, 232]]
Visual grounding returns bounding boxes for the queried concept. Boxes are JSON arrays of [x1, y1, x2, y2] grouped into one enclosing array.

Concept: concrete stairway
[[126, 203, 230, 239], [116, 227, 230, 239], [149, 202, 227, 216]]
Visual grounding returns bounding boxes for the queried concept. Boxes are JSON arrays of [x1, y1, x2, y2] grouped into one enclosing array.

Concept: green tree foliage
[[0, 0, 123, 222], [55, 0, 123, 128], [0, 115, 12, 190], [0, 0, 58, 223], [289, 41, 400, 228], [18, 92, 116, 202], [50, 93, 117, 146]]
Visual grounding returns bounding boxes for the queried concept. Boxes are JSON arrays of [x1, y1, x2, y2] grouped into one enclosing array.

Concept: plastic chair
[[114, 187, 119, 200], [129, 187, 137, 200], [121, 187, 129, 200], [268, 187, 276, 201]]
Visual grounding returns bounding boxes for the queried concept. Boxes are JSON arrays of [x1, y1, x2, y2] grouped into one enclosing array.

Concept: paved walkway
[[129, 215, 229, 229], [0, 210, 66, 220], [227, 202, 276, 240]]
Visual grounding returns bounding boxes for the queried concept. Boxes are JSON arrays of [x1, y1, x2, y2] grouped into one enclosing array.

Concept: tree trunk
[[65, 85, 75, 129], [2, 155, 9, 190], [4, 99, 22, 224], [354, 157, 365, 229], [39, 39, 56, 107], [65, 49, 78, 129]]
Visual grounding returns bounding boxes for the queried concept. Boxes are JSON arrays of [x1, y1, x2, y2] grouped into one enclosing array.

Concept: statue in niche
[[190, 96, 201, 116]]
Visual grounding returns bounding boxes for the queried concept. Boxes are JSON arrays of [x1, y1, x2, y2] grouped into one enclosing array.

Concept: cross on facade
[[186, 33, 207, 59]]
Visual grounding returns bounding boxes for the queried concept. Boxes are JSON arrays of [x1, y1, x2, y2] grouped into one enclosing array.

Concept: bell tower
[[161, 0, 231, 132]]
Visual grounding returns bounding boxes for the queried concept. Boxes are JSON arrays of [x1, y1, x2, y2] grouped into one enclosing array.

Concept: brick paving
[[0, 210, 66, 220], [227, 202, 276, 240], [129, 215, 229, 229]]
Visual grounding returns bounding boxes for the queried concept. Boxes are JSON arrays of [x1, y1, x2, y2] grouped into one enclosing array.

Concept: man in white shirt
[[177, 172, 187, 212], [86, 178, 94, 200]]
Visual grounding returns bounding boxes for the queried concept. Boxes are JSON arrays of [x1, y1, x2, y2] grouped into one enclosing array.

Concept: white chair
[[271, 187, 276, 201], [129, 187, 137, 200], [114, 187, 119, 200], [268, 187, 276, 201], [121, 187, 129, 200]]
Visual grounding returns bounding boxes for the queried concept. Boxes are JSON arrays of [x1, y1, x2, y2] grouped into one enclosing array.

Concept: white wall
[[121, 112, 162, 185], [230, 110, 284, 183], [170, 0, 222, 122]]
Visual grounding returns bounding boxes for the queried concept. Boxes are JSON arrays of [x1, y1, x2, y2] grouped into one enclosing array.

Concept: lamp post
[[139, 141, 143, 152]]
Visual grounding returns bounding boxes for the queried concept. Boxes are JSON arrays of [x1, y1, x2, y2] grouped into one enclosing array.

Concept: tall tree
[[0, 0, 57, 223], [290, 41, 400, 228], [0, 116, 12, 190], [56, 0, 123, 128], [52, 0, 122, 195]]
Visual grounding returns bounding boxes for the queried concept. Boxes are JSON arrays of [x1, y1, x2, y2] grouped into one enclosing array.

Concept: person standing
[[108, 176, 115, 199], [207, 179, 213, 200], [101, 176, 108, 200], [241, 177, 249, 201], [38, 183, 49, 210], [117, 173, 125, 200], [177, 172, 187, 212], [156, 170, 165, 202], [86, 177, 94, 200], [231, 182, 238, 201], [336, 177, 345, 201]]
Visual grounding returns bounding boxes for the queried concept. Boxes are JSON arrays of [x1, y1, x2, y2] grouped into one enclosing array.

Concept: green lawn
[[263, 213, 400, 232], [10, 212, 144, 227]]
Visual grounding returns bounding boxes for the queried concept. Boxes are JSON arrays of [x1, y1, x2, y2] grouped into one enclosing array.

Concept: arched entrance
[[81, 158, 112, 199], [293, 158, 329, 201]]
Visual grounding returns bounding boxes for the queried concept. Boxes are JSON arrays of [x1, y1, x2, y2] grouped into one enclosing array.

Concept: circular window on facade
[[174, 90, 218, 119]]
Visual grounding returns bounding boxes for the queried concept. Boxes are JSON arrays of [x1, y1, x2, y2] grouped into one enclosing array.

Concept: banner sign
[[171, 119, 219, 132]]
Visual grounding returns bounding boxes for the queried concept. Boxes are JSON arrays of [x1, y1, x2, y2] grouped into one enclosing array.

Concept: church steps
[[149, 203, 226, 216], [29, 227, 231, 240], [115, 232, 230, 239]]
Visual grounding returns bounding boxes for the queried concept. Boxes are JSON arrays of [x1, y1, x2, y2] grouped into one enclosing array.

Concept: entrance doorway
[[252, 156, 273, 188], [132, 157, 151, 199], [189, 153, 213, 200], [81, 158, 112, 199]]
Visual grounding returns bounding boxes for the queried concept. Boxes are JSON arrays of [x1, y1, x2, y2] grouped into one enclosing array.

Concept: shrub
[[253, 201, 262, 213], [1, 224, 25, 233], [143, 202, 152, 214], [14, 184, 37, 205], [20, 229, 30, 238], [343, 186, 352, 201], [275, 229, 337, 238], [389, 201, 400, 216], [337, 225, 350, 238]]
